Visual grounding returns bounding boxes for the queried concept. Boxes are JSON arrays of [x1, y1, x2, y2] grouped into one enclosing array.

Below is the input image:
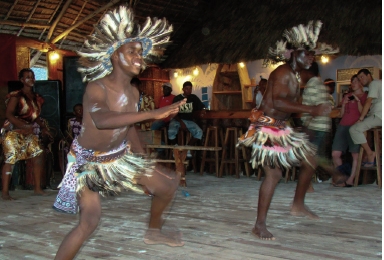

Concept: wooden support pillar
[[15, 46, 30, 74]]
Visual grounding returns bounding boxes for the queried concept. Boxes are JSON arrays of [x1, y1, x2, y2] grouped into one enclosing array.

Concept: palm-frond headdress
[[265, 20, 339, 65], [77, 5, 173, 82]]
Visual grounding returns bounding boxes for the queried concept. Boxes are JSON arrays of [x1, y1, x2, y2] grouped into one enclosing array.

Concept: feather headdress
[[266, 20, 338, 64], [76, 5, 173, 82]]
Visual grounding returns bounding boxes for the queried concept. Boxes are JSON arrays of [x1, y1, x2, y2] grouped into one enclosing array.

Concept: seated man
[[349, 69, 382, 167], [151, 82, 175, 131], [168, 81, 206, 157]]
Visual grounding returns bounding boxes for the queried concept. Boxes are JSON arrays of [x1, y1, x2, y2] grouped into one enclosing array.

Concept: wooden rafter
[[51, 0, 121, 44], [58, 0, 87, 49], [47, 0, 73, 41], [0, 20, 49, 29], [31, 0, 64, 67], [17, 0, 41, 36]]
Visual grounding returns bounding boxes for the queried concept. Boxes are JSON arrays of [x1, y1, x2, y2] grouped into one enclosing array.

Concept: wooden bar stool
[[354, 127, 382, 188], [159, 126, 169, 157], [200, 126, 223, 176], [175, 129, 198, 172], [219, 127, 251, 178]]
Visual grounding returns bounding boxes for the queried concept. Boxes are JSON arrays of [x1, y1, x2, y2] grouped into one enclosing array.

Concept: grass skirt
[[237, 112, 316, 170], [53, 138, 154, 214]]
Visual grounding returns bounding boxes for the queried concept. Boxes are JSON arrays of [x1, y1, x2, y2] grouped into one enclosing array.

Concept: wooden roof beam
[[15, 36, 55, 52], [46, 0, 73, 41], [0, 20, 49, 29], [51, 0, 121, 44]]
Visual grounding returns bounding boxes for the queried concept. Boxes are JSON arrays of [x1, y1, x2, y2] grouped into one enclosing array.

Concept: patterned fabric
[[5, 90, 44, 123], [301, 77, 332, 132], [138, 94, 155, 130], [53, 138, 154, 214], [2, 131, 42, 164], [237, 110, 316, 170], [68, 118, 82, 139]]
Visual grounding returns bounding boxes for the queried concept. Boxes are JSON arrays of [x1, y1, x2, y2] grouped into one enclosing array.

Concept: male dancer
[[54, 6, 186, 259], [238, 21, 335, 240]]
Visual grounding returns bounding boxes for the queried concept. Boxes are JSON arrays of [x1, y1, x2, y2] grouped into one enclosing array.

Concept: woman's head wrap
[[76, 5, 173, 82], [265, 20, 339, 65]]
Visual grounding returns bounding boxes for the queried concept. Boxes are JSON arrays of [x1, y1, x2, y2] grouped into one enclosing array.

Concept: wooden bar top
[[199, 108, 341, 119], [200, 110, 251, 119]]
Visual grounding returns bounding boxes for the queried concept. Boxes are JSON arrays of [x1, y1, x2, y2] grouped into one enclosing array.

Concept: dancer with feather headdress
[[238, 20, 337, 240], [54, 5, 186, 259]]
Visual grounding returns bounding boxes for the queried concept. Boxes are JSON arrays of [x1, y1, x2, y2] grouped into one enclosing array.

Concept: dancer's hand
[[153, 99, 186, 119]]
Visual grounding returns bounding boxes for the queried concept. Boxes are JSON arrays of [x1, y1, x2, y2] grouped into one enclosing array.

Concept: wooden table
[[146, 144, 222, 187]]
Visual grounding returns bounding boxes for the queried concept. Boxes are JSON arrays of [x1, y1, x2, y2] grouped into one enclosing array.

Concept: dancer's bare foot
[[144, 229, 184, 247], [1, 193, 14, 200], [252, 224, 276, 240], [307, 183, 314, 193], [33, 190, 48, 196], [290, 205, 319, 219]]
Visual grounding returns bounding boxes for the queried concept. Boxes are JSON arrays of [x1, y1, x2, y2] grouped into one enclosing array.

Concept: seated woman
[[1, 68, 52, 200], [332, 74, 367, 187]]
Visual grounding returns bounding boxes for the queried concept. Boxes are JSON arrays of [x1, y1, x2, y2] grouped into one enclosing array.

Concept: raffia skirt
[[53, 138, 154, 214], [237, 110, 316, 170]]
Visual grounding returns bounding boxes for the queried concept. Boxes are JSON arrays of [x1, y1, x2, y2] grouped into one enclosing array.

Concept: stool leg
[[219, 129, 228, 175], [257, 167, 262, 181], [234, 128, 239, 178], [374, 129, 381, 188], [200, 128, 211, 175], [238, 129, 251, 177], [219, 129, 230, 177], [214, 128, 220, 177], [285, 169, 291, 183], [354, 146, 364, 187]]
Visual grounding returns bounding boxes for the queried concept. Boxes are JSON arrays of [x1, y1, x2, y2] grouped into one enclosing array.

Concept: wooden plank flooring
[[0, 172, 382, 260]]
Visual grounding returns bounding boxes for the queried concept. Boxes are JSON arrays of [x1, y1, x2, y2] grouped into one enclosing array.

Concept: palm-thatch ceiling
[[0, 0, 381, 69]]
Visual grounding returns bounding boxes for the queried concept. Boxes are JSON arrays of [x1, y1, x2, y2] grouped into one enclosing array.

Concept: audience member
[[150, 82, 175, 130], [131, 77, 155, 130], [301, 62, 332, 151], [58, 104, 83, 175], [168, 81, 206, 157], [332, 75, 367, 187], [253, 77, 267, 108], [300, 62, 332, 192], [349, 69, 382, 167], [1, 68, 52, 200], [324, 78, 336, 107]]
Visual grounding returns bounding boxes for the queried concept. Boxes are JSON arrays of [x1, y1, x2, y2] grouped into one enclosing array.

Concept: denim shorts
[[168, 119, 203, 140]]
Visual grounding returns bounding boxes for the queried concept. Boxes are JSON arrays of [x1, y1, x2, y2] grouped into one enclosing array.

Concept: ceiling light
[[321, 55, 329, 64]]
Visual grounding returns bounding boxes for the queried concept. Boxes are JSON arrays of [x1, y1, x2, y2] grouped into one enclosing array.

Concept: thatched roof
[[0, 0, 381, 69]]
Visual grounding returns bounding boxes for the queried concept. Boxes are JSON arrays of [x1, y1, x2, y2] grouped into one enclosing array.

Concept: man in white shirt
[[252, 78, 267, 108], [349, 68, 382, 167]]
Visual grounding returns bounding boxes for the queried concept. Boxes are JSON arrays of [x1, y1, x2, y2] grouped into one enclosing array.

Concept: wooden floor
[[0, 172, 382, 260]]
